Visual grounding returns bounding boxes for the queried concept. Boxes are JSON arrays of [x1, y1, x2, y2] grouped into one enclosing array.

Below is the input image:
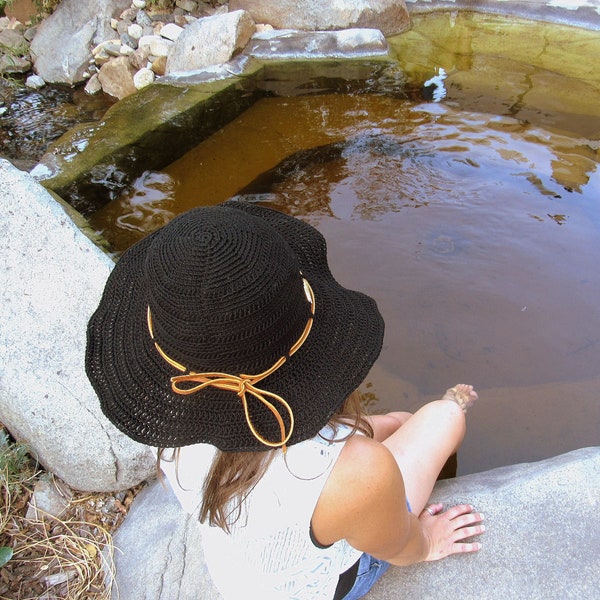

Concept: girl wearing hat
[[86, 200, 484, 599]]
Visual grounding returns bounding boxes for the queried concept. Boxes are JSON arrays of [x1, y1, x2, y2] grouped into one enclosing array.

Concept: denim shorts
[[340, 553, 390, 600]]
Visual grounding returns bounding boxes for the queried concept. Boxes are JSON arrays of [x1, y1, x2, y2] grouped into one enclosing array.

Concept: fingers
[[452, 541, 483, 554], [422, 502, 444, 517], [420, 503, 485, 561]]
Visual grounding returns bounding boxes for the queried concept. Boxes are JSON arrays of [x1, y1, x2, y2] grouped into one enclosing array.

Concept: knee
[[386, 411, 413, 427], [421, 400, 467, 435]]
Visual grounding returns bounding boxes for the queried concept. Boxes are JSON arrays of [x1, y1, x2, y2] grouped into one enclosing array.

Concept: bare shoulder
[[312, 435, 406, 548]]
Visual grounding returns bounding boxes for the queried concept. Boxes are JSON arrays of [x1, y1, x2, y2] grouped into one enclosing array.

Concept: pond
[[89, 12, 600, 475]]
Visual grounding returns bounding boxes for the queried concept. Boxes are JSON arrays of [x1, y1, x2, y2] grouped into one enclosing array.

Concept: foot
[[442, 384, 478, 413]]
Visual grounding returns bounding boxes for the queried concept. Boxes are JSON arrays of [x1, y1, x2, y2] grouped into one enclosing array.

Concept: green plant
[[33, 0, 61, 14], [0, 545, 13, 567]]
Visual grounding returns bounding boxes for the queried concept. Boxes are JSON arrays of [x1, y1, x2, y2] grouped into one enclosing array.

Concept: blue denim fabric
[[340, 553, 390, 600], [340, 499, 411, 599]]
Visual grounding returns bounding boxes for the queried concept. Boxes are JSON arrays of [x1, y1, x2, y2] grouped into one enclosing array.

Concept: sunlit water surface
[[91, 13, 600, 474]]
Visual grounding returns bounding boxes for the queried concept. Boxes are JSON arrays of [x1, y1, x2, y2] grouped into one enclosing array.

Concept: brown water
[[90, 13, 600, 474]]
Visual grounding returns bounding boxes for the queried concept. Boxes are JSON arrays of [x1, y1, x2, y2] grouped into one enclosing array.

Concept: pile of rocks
[[0, 14, 41, 88], [3, 0, 411, 101], [0, 0, 231, 97], [87, 0, 229, 97]]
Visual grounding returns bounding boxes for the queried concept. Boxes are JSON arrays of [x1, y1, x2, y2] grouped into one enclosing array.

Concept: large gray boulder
[[229, 0, 411, 36], [110, 447, 600, 599], [0, 160, 155, 491], [166, 10, 256, 75], [30, 0, 130, 85]]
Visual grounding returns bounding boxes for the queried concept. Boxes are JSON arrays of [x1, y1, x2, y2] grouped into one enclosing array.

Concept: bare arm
[[311, 435, 484, 566]]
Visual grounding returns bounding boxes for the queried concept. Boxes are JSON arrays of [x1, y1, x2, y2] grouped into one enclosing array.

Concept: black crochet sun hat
[[86, 200, 384, 451]]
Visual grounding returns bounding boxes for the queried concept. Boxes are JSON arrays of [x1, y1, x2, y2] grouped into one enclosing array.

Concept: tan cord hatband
[[147, 278, 316, 451]]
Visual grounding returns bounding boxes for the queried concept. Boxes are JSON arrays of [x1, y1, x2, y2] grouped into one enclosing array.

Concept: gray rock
[[0, 29, 28, 53], [245, 28, 389, 60], [0, 160, 155, 492], [0, 54, 31, 74], [25, 74, 46, 89], [30, 0, 131, 85], [166, 9, 256, 75], [229, 0, 411, 36], [110, 447, 600, 599]]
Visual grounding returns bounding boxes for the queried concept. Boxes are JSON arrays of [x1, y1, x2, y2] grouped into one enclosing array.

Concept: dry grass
[[0, 426, 141, 600]]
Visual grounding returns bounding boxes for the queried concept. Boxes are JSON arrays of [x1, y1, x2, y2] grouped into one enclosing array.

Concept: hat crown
[[144, 207, 310, 374]]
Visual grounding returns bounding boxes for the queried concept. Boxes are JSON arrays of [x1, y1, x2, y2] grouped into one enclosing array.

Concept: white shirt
[[161, 425, 362, 599]]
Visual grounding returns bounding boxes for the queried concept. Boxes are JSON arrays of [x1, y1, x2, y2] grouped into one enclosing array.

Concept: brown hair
[[158, 390, 373, 532]]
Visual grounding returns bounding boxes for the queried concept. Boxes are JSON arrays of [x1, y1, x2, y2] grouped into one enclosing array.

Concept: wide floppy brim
[[86, 200, 384, 451]]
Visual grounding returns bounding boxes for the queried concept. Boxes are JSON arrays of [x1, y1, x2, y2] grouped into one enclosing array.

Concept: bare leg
[[367, 411, 413, 442], [381, 384, 478, 515]]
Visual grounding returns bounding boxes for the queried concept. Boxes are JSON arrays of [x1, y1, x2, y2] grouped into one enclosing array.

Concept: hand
[[419, 503, 485, 561]]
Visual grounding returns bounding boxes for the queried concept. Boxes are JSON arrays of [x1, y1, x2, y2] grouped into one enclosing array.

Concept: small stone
[[25, 75, 46, 89], [138, 34, 173, 58], [110, 18, 119, 30], [120, 7, 138, 21], [128, 47, 149, 70], [128, 23, 143, 40], [0, 106, 7, 116], [132, 0, 146, 8], [136, 10, 153, 28], [121, 32, 138, 49], [150, 55, 167, 76], [173, 14, 188, 27], [104, 42, 123, 57], [175, 0, 198, 13], [116, 20, 130, 36], [133, 67, 154, 89], [0, 54, 31, 74], [94, 50, 112, 66], [0, 29, 27, 54], [23, 26, 37, 42], [120, 44, 135, 56], [26, 475, 72, 520], [98, 55, 137, 99], [92, 39, 121, 56], [159, 23, 183, 42]]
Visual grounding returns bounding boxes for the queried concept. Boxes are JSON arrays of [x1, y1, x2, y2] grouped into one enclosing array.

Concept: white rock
[[160, 22, 184, 42], [25, 74, 46, 89], [133, 66, 155, 89], [92, 39, 122, 57], [138, 34, 173, 58], [128, 22, 143, 40], [84, 73, 103, 95], [120, 43, 135, 55], [132, 0, 146, 8]]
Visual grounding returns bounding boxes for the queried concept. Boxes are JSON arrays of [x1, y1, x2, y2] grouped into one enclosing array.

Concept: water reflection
[[89, 14, 600, 474]]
